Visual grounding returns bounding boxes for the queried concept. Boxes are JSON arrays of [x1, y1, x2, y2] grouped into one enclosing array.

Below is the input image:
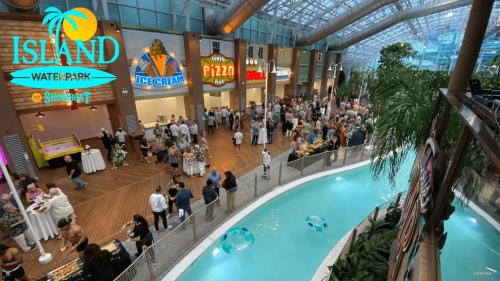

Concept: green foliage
[[384, 200, 402, 227], [369, 55, 450, 183], [367, 42, 493, 190], [337, 72, 367, 99], [330, 203, 402, 281], [379, 42, 416, 70]]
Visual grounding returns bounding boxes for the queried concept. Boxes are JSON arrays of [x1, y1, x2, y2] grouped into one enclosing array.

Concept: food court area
[[0, 0, 498, 281]]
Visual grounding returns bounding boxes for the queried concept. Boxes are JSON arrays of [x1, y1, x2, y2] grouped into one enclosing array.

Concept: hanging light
[[35, 112, 45, 118], [339, 64, 343, 71], [328, 64, 333, 71], [89, 105, 97, 111]]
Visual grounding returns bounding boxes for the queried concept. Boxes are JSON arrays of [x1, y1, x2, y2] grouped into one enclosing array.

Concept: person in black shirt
[[202, 179, 217, 221], [64, 156, 87, 189], [11, 174, 35, 201], [266, 119, 275, 144], [222, 171, 237, 213], [175, 183, 193, 230], [166, 177, 178, 215], [98, 128, 114, 161], [139, 134, 152, 164], [329, 136, 340, 163], [82, 244, 115, 281], [121, 215, 154, 259]]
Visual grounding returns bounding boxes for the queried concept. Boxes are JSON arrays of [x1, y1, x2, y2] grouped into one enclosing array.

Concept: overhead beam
[[296, 0, 396, 46], [328, 0, 473, 51]]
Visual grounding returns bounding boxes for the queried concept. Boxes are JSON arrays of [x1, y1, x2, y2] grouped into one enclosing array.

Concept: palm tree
[[41, 7, 88, 58], [365, 42, 493, 199]]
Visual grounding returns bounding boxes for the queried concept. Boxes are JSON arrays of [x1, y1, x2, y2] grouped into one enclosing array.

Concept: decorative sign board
[[201, 53, 235, 87], [130, 39, 185, 90]]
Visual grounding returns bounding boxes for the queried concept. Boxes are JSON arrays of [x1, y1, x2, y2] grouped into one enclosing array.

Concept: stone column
[[306, 50, 318, 99], [285, 48, 300, 98], [183, 32, 205, 130], [331, 53, 342, 117], [267, 44, 278, 103], [333, 53, 342, 89], [100, 21, 139, 134], [320, 52, 331, 98], [231, 39, 247, 111], [448, 0, 494, 101]]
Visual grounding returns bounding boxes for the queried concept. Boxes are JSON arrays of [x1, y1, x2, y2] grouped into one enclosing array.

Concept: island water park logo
[[8, 7, 119, 105]]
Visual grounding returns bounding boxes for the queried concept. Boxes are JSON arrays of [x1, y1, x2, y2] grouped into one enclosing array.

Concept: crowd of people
[[0, 88, 370, 280]]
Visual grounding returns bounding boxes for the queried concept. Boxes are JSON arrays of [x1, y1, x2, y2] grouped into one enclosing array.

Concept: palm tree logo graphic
[[42, 7, 97, 58]]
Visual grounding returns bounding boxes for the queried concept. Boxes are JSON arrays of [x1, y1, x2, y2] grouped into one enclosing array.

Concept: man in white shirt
[[150, 186, 169, 231], [190, 122, 199, 144], [115, 128, 127, 150], [170, 122, 179, 142], [178, 121, 190, 143], [207, 115, 216, 135], [233, 129, 243, 154], [43, 186, 75, 224], [221, 107, 228, 126], [273, 103, 281, 114]]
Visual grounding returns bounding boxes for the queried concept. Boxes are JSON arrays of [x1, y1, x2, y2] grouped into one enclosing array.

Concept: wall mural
[[387, 137, 438, 281]]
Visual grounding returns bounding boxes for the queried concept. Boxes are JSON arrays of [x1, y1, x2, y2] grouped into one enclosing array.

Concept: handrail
[[113, 140, 372, 281]]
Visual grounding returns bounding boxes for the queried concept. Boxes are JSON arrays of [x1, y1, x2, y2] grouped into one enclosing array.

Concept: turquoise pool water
[[178, 157, 414, 281], [178, 155, 499, 281], [442, 202, 500, 281]]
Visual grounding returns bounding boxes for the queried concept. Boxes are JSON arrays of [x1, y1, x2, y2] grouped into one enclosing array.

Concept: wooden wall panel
[[0, 19, 115, 111]]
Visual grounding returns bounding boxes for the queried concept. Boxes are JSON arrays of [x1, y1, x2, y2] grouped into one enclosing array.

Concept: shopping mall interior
[[0, 0, 498, 280]]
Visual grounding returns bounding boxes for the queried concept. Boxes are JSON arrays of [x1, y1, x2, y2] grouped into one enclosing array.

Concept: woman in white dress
[[183, 147, 195, 177], [257, 120, 267, 144]]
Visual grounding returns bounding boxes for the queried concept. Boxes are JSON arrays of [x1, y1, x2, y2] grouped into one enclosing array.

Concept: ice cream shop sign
[[130, 39, 185, 90]]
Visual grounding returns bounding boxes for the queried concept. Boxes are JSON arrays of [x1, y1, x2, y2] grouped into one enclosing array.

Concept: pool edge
[[163, 160, 372, 281]]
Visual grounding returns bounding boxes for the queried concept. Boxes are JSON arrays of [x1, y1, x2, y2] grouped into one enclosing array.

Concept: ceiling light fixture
[[35, 111, 45, 118], [90, 105, 97, 111]]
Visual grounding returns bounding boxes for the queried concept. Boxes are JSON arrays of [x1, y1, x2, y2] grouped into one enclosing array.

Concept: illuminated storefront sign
[[7, 6, 118, 106], [276, 67, 290, 80], [130, 39, 185, 90], [246, 70, 266, 81], [201, 53, 235, 87], [246, 67, 290, 81], [32, 91, 90, 105]]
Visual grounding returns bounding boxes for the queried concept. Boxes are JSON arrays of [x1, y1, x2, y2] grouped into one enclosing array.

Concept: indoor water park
[[0, 0, 497, 281]]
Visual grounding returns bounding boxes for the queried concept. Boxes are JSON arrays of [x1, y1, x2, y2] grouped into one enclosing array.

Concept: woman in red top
[[339, 121, 346, 146]]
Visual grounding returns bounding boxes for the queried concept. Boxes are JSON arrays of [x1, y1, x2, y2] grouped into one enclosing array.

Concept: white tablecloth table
[[26, 204, 59, 241], [81, 149, 106, 174]]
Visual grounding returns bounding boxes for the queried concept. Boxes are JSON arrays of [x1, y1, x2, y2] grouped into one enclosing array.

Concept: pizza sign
[[201, 53, 235, 87]]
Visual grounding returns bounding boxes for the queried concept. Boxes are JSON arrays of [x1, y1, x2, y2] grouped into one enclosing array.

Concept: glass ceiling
[[258, 0, 500, 71]]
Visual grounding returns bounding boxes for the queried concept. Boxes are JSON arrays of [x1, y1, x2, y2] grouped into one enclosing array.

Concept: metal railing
[[114, 141, 373, 281]]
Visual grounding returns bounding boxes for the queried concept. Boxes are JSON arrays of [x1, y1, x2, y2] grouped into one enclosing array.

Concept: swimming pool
[[441, 202, 500, 281], [177, 156, 414, 281]]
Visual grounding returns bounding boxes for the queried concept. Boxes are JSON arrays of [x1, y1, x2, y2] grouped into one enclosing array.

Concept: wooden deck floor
[[16, 121, 292, 279]]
